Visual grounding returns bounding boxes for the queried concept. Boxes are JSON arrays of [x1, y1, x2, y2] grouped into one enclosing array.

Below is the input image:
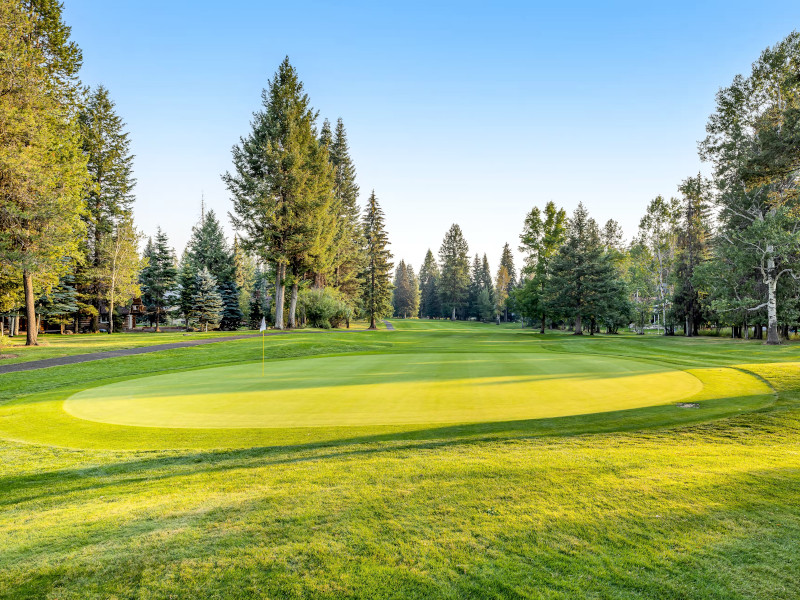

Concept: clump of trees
[[225, 58, 392, 331]]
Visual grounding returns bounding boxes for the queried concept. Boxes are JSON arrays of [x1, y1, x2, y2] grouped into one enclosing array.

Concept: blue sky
[[64, 1, 800, 272]]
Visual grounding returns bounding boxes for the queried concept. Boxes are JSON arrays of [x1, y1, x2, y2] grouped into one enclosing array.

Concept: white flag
[[259, 317, 266, 332]]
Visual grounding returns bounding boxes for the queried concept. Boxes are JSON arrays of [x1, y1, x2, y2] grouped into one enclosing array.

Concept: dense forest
[[1, 1, 799, 344]]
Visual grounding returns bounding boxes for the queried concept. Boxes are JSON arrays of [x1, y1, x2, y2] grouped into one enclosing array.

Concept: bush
[[298, 288, 353, 329]]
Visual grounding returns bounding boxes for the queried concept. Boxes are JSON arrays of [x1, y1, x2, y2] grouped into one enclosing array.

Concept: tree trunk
[[288, 282, 298, 328], [574, 314, 582, 335], [540, 311, 545, 334], [274, 262, 285, 330], [23, 270, 38, 346], [451, 306, 456, 321], [108, 297, 114, 334], [766, 268, 780, 344]]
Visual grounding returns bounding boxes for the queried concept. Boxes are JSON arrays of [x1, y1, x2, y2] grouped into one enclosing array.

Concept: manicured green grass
[[65, 352, 707, 428], [0, 320, 377, 366], [1, 321, 799, 598]]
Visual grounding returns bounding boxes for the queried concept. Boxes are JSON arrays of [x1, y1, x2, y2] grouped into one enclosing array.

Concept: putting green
[[64, 352, 706, 429]]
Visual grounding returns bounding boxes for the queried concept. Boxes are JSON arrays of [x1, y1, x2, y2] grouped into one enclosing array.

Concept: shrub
[[299, 288, 353, 329]]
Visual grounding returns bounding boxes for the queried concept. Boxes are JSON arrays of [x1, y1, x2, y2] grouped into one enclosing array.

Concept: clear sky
[[64, 1, 800, 273]]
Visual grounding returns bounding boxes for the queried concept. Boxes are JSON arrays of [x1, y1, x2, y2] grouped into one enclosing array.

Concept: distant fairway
[[65, 352, 704, 428]]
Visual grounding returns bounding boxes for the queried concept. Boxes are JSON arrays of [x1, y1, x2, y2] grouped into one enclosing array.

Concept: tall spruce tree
[[78, 85, 135, 331], [361, 191, 393, 329], [191, 267, 223, 332], [392, 259, 409, 317], [548, 204, 625, 334], [328, 118, 363, 305], [438, 224, 470, 320], [186, 208, 234, 284], [0, 1, 88, 345], [176, 250, 195, 328], [139, 228, 178, 332], [37, 273, 78, 334], [225, 57, 335, 330], [418, 249, 441, 318], [467, 254, 482, 319]]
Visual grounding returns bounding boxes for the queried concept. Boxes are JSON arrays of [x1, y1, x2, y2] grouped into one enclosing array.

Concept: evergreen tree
[[467, 254, 482, 319], [329, 118, 364, 306], [78, 85, 135, 331], [392, 261, 419, 318], [248, 267, 272, 329], [361, 191, 393, 329], [518, 201, 567, 332], [418, 249, 441, 318], [225, 57, 336, 330], [479, 254, 494, 297], [176, 250, 195, 328], [186, 208, 234, 284], [0, 1, 88, 345], [498, 243, 517, 321], [191, 267, 223, 332], [139, 228, 178, 332], [438, 224, 470, 320], [671, 175, 711, 337], [392, 259, 409, 317], [218, 281, 244, 330], [548, 204, 626, 334], [476, 288, 494, 322], [404, 263, 420, 319], [37, 273, 78, 334]]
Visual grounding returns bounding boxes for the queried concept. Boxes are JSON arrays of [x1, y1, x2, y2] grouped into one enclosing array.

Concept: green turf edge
[[0, 364, 775, 451]]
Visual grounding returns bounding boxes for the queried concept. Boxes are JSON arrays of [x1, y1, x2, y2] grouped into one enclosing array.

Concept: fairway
[[64, 352, 706, 428]]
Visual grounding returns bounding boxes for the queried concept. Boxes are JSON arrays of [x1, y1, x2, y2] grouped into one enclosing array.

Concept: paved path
[[0, 330, 317, 375], [0, 321, 398, 375]]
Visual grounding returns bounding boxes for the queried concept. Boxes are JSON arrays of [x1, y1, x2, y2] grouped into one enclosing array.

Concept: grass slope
[[1, 321, 799, 599]]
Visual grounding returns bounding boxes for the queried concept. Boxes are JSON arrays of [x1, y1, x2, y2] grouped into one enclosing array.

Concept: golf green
[[64, 352, 707, 428]]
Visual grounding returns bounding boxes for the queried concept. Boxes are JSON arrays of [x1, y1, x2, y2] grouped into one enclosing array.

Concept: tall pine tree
[[361, 191, 393, 329], [0, 1, 88, 345], [191, 267, 223, 332], [225, 57, 335, 330], [328, 118, 363, 305], [438, 224, 470, 320], [418, 249, 441, 318], [78, 85, 135, 332]]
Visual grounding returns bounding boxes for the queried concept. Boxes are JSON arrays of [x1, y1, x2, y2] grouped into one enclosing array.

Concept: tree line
[[391, 32, 800, 345], [1, 4, 798, 345]]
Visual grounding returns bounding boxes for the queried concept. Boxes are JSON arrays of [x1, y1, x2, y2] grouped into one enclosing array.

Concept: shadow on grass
[[3, 452, 800, 600], [0, 389, 778, 509]]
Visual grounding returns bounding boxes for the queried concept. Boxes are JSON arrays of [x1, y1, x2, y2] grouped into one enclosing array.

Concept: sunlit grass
[[1, 320, 799, 598]]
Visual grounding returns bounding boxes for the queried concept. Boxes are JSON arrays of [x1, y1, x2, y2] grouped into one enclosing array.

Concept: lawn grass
[[1, 321, 799, 598], [0, 320, 377, 366]]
